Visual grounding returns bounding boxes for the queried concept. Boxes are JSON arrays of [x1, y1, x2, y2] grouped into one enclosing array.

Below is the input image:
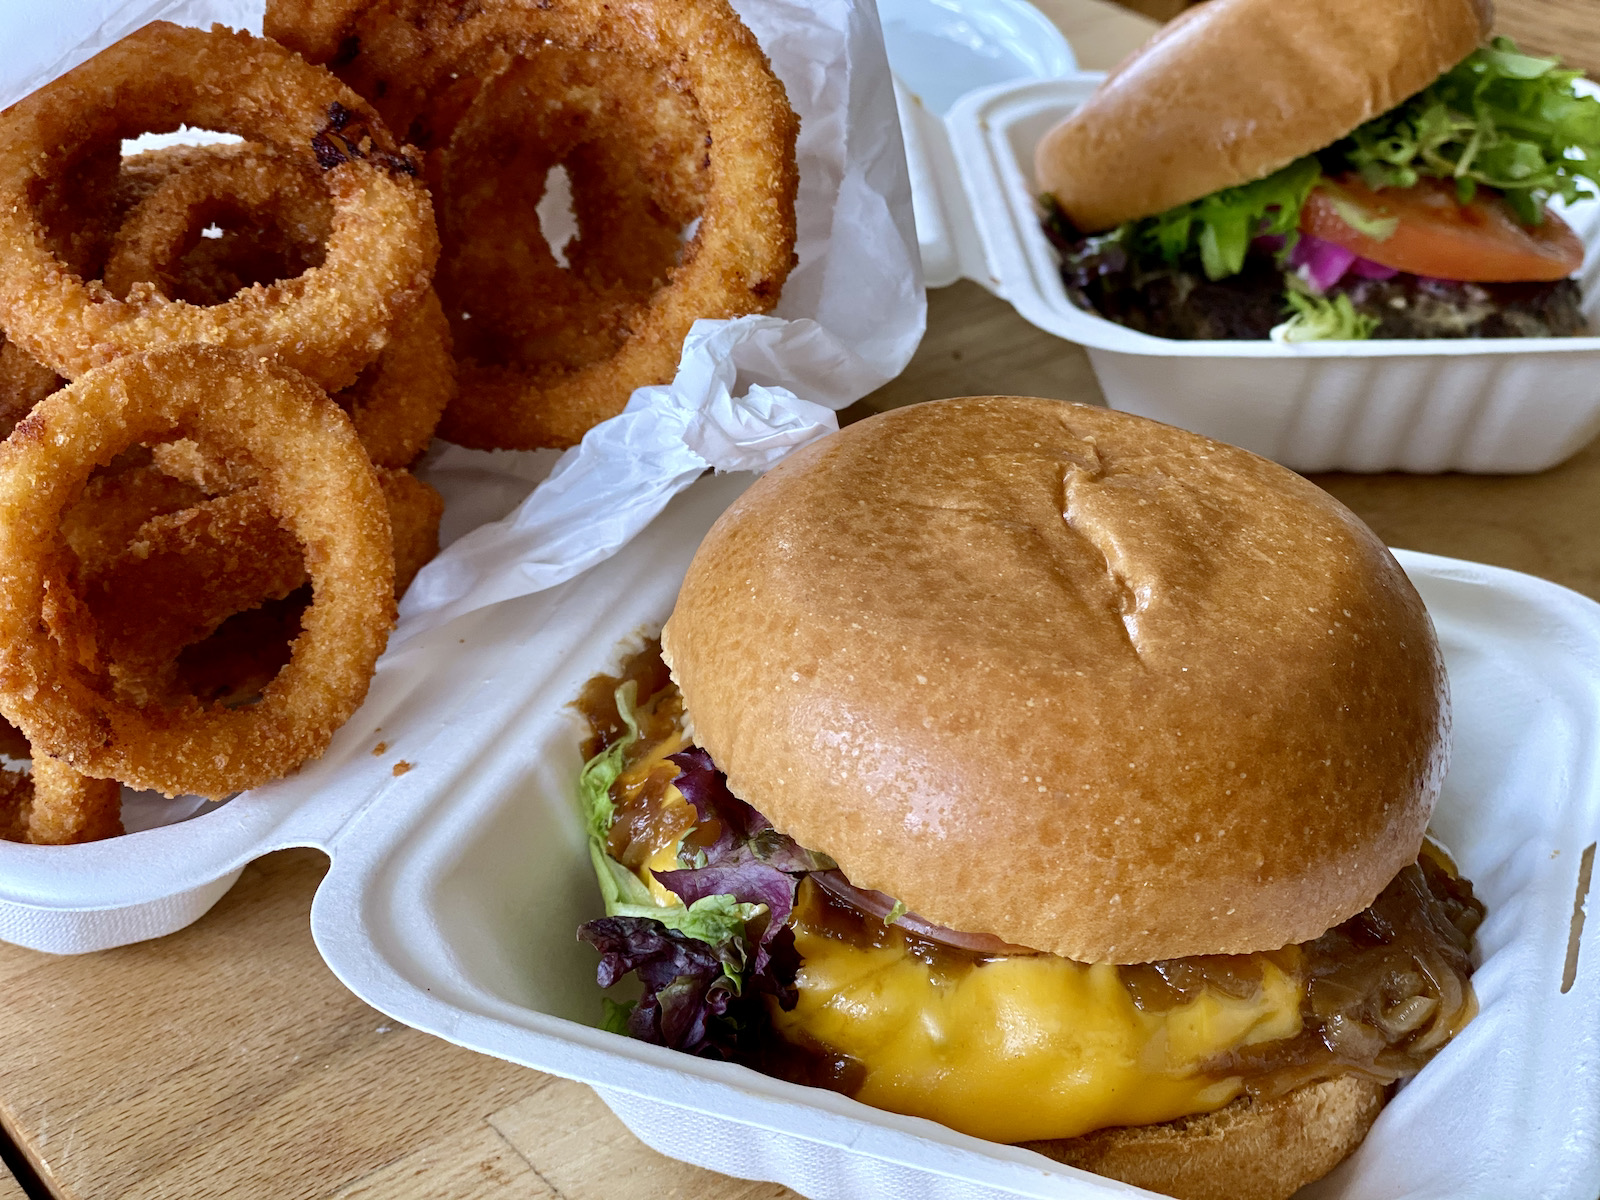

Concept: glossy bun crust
[[1026, 1075, 1389, 1200], [662, 397, 1448, 963], [1035, 0, 1492, 231]]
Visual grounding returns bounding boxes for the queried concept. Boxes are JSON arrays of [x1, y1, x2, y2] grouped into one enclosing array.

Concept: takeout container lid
[[906, 64, 1600, 474], [882, 0, 1075, 288], [299, 472, 1600, 1200]]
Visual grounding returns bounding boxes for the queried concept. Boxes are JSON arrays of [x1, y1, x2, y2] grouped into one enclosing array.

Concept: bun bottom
[[1020, 1075, 1388, 1200]]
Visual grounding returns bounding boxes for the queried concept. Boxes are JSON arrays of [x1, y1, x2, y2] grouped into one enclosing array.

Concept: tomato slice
[[1299, 176, 1585, 283]]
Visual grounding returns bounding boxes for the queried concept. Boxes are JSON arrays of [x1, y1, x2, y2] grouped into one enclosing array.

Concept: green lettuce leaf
[[598, 890, 762, 944], [576, 687, 767, 953], [600, 997, 636, 1035], [1328, 38, 1600, 224], [1273, 289, 1380, 343], [589, 839, 655, 909], [1129, 156, 1321, 280], [577, 680, 640, 840]]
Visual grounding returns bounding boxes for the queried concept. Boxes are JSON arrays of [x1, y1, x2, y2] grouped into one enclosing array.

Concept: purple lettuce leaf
[[582, 750, 820, 1054], [654, 857, 798, 929], [578, 916, 738, 1053], [667, 748, 833, 873]]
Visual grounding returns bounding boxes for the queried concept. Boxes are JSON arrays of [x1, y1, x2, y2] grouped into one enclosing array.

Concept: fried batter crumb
[[392, 760, 412, 776], [372, 741, 387, 755]]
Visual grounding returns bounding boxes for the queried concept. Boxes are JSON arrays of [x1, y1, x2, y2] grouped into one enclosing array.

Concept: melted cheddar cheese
[[770, 884, 1305, 1143], [604, 716, 1311, 1143]]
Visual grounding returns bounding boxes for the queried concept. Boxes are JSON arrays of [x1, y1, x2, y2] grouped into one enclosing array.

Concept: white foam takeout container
[[919, 71, 1600, 474], [295, 472, 1600, 1200]]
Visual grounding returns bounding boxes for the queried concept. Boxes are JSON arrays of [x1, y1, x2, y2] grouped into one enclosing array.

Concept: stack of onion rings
[[0, 4, 800, 837], [107, 143, 454, 467], [0, 24, 451, 834], [319, 0, 799, 449]]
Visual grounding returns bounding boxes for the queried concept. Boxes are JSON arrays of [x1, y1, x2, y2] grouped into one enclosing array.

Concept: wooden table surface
[[1, 2, 1596, 1198]]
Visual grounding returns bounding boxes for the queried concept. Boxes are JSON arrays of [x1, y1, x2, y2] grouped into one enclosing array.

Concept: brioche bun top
[[662, 397, 1448, 963], [1035, 0, 1493, 231]]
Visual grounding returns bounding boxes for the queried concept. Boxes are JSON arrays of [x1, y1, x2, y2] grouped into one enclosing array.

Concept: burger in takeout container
[[308, 399, 1600, 1200], [917, 0, 1600, 473]]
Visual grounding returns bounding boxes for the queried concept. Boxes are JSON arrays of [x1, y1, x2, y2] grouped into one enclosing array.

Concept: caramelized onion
[[812, 870, 1041, 957]]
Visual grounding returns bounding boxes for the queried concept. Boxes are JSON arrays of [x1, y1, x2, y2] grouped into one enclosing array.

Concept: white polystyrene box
[[935, 75, 1600, 474], [307, 473, 1600, 1200]]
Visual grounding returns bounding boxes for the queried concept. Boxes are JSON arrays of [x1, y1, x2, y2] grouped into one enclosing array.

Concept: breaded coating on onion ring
[[0, 23, 438, 393], [0, 347, 395, 798]]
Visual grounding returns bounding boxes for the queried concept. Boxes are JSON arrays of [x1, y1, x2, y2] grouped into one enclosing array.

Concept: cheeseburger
[[1034, 0, 1599, 341], [576, 397, 1482, 1200]]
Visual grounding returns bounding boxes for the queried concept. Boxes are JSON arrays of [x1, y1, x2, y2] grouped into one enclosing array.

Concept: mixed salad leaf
[[576, 697, 826, 1056], [1328, 39, 1600, 224], [1130, 157, 1321, 282]]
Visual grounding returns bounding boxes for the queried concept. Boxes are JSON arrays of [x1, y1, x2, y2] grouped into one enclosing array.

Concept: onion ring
[[338, 289, 453, 467], [430, 50, 709, 374], [106, 144, 453, 466], [78, 465, 439, 688], [186, 466, 440, 708], [0, 334, 62, 439], [0, 23, 438, 392], [12, 756, 124, 845], [54, 463, 435, 718], [82, 489, 314, 696], [103, 144, 333, 306], [0, 724, 123, 846], [338, 0, 798, 449], [0, 346, 395, 798], [59, 455, 209, 569]]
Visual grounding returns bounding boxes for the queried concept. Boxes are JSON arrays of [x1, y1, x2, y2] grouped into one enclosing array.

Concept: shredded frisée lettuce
[[1327, 39, 1600, 225], [1271, 289, 1380, 343]]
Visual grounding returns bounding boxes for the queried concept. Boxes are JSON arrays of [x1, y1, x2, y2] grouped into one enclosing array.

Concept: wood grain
[[1493, 0, 1600, 76], [0, 850, 799, 1200], [0, 1162, 26, 1200]]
